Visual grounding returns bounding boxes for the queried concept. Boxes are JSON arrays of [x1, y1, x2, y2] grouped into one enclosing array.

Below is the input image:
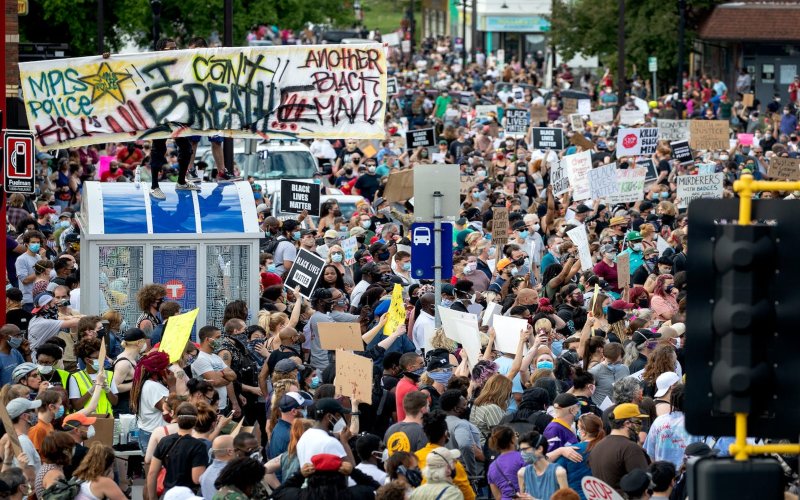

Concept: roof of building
[[699, 1, 800, 41]]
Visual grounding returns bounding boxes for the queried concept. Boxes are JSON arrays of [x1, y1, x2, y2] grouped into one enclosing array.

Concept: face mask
[[331, 253, 343, 263], [429, 370, 453, 385], [266, 263, 277, 273], [332, 416, 347, 433], [7, 336, 23, 349], [488, 247, 496, 258], [518, 230, 529, 239], [368, 166, 376, 174], [91, 360, 100, 372], [313, 179, 322, 185], [27, 413, 38, 426], [55, 405, 65, 419], [665, 284, 675, 293], [28, 243, 41, 253], [521, 451, 537, 464], [292, 231, 301, 241], [602, 306, 609, 315], [38, 364, 53, 375], [361, 220, 371, 229], [464, 264, 475, 275], [402, 262, 411, 271], [210, 339, 222, 350], [310, 376, 321, 389], [510, 267, 520, 276], [86, 425, 96, 439], [536, 360, 554, 370], [551, 340, 564, 357], [405, 467, 424, 487], [632, 243, 643, 252], [441, 299, 453, 308], [378, 252, 390, 261], [249, 451, 263, 462], [476, 170, 487, 178]]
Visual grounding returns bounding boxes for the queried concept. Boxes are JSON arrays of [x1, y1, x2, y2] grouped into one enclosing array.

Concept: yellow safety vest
[[71, 370, 114, 417]]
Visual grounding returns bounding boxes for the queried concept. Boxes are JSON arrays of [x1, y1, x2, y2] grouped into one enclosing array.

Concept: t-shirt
[[543, 418, 578, 452], [153, 433, 208, 492], [593, 260, 619, 292], [138, 379, 169, 432], [14, 434, 41, 471], [384, 422, 428, 455], [5, 309, 31, 336], [487, 451, 525, 499], [587, 435, 649, 491], [268, 419, 292, 460], [354, 174, 381, 202], [191, 350, 228, 410], [15, 252, 41, 304], [0, 349, 24, 387], [28, 316, 64, 350], [643, 412, 700, 469], [295, 427, 346, 466], [355, 462, 387, 485], [394, 376, 418, 421], [589, 362, 630, 406], [273, 239, 297, 275], [28, 420, 54, 454]]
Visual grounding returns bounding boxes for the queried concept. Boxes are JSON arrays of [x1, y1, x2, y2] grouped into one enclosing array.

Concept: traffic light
[[686, 199, 800, 439], [688, 457, 784, 499]]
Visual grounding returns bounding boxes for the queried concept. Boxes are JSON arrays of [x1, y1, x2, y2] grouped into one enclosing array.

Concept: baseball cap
[[620, 469, 652, 497], [279, 391, 314, 412], [496, 258, 512, 271], [299, 229, 315, 237], [315, 398, 352, 416], [323, 229, 339, 239], [7, 397, 41, 419], [274, 358, 304, 373], [11, 363, 38, 384], [63, 413, 97, 426], [37, 206, 56, 216], [441, 284, 455, 296], [625, 230, 643, 242], [425, 348, 453, 371], [575, 204, 591, 214], [163, 486, 203, 500], [311, 453, 343, 472], [609, 216, 627, 227], [633, 328, 661, 346], [611, 299, 635, 310], [31, 293, 54, 314], [350, 226, 366, 237], [426, 447, 461, 470], [654, 371, 681, 398], [685, 442, 719, 458], [123, 328, 146, 342], [600, 244, 617, 255], [256, 203, 269, 214], [611, 403, 649, 420], [553, 393, 579, 408]]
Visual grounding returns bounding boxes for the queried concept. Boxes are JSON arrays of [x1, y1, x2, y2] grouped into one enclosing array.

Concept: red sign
[[4, 131, 34, 194], [582, 476, 624, 500], [165, 279, 186, 300], [621, 133, 638, 149]]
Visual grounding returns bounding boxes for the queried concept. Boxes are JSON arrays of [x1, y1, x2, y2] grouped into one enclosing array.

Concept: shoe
[[217, 172, 243, 182], [186, 170, 202, 183], [150, 187, 166, 200], [176, 182, 201, 191]]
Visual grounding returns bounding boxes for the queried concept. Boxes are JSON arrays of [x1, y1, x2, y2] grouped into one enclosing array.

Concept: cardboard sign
[[460, 175, 477, 195], [639, 127, 659, 155], [85, 413, 114, 447], [608, 167, 647, 204], [530, 104, 548, 123], [670, 140, 694, 165], [620, 109, 645, 125], [159, 309, 198, 362], [386, 77, 398, 96], [636, 158, 658, 182], [616, 251, 630, 289], [551, 157, 570, 195], [589, 108, 614, 124], [405, 128, 435, 148], [657, 119, 690, 142], [578, 99, 592, 115], [689, 120, 729, 151], [285, 248, 326, 299], [588, 163, 619, 199], [492, 207, 509, 246], [335, 350, 373, 404], [567, 224, 593, 270], [582, 476, 625, 500], [676, 173, 724, 209], [571, 132, 594, 151], [319, 322, 364, 351], [280, 180, 321, 216], [476, 105, 497, 119], [767, 156, 800, 180], [383, 168, 414, 202], [438, 307, 481, 368], [569, 113, 584, 131], [532, 127, 565, 150], [491, 315, 529, 354], [505, 108, 529, 138], [616, 128, 644, 157], [0, 403, 22, 456], [563, 150, 593, 201], [743, 93, 754, 108], [383, 284, 406, 335], [562, 98, 578, 115]]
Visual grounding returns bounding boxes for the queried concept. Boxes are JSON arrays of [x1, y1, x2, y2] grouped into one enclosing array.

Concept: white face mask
[[86, 425, 96, 439], [332, 417, 347, 433]]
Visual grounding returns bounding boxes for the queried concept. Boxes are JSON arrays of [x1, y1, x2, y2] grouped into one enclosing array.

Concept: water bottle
[[134, 166, 141, 188]]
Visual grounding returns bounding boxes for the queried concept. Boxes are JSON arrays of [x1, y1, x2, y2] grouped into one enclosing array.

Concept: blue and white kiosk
[[77, 181, 261, 330]]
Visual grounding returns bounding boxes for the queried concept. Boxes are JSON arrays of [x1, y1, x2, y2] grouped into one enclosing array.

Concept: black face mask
[[345, 168, 353, 175], [403, 370, 422, 382], [660, 214, 675, 227], [356, 236, 366, 245], [352, 157, 361, 164], [333, 210, 342, 217], [378, 251, 390, 261]]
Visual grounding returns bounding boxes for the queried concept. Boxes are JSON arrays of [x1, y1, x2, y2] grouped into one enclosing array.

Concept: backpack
[[41, 477, 81, 500], [261, 234, 286, 255]]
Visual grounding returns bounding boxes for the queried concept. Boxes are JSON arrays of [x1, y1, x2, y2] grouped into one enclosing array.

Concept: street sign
[[410, 222, 453, 280], [648, 56, 657, 72], [4, 130, 35, 194], [413, 164, 460, 222]]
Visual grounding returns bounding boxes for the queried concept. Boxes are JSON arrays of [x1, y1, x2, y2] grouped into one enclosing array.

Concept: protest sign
[[578, 99, 591, 115], [563, 151, 592, 201], [737, 133, 754, 146], [19, 44, 388, 148], [636, 158, 658, 182], [562, 98, 578, 115], [689, 120, 729, 150], [551, 158, 570, 195], [382, 32, 400, 46], [620, 109, 645, 125], [383, 169, 414, 202], [569, 113, 584, 131], [482, 302, 500, 327], [492, 208, 509, 246], [608, 168, 646, 204], [582, 476, 625, 500], [616, 252, 630, 289], [639, 127, 659, 155], [698, 163, 716, 175], [567, 224, 593, 270], [657, 236, 670, 256], [589, 108, 614, 124], [657, 119, 690, 142], [532, 127, 564, 150], [319, 323, 364, 351], [676, 173, 724, 209], [505, 108, 529, 137], [335, 350, 373, 404], [160, 309, 199, 362], [492, 315, 529, 354], [0, 404, 21, 457], [280, 180, 320, 216], [383, 284, 406, 335], [405, 128, 435, 148], [386, 77, 398, 95], [588, 163, 619, 199], [743, 93, 754, 107], [670, 140, 694, 165], [530, 104, 548, 123], [341, 236, 358, 265], [767, 156, 800, 180], [285, 248, 326, 299], [460, 175, 477, 195], [570, 132, 594, 151], [476, 105, 497, 119], [438, 307, 481, 367], [616, 128, 643, 157]]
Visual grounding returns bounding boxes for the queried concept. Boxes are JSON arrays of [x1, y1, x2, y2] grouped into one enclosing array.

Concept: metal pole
[[409, 0, 415, 60], [652, 71, 657, 101], [0, 2, 7, 323], [433, 191, 443, 329], [471, 0, 477, 61], [223, 0, 234, 177], [677, 0, 686, 102], [462, 0, 467, 64], [617, 0, 625, 107], [97, 0, 104, 54]]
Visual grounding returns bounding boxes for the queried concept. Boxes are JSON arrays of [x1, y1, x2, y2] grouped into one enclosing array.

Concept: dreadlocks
[[129, 351, 170, 414]]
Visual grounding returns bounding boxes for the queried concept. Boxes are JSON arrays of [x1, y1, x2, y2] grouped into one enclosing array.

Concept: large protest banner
[[19, 44, 388, 148], [563, 151, 592, 201], [676, 173, 724, 209], [608, 168, 646, 204]]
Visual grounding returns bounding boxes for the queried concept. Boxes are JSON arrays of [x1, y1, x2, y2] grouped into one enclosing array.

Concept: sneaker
[[217, 172, 243, 182], [150, 187, 166, 200], [186, 170, 202, 183], [176, 182, 201, 191]]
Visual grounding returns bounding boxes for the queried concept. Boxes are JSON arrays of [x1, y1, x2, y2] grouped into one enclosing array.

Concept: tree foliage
[[549, 0, 723, 83], [20, 0, 354, 57]]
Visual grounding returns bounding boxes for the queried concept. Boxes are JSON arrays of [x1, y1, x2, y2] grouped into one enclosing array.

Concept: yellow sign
[[159, 309, 199, 363], [383, 284, 406, 335], [18, 0, 28, 15]]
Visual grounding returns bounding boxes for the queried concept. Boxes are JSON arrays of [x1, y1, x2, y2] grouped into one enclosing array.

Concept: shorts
[[188, 135, 224, 144]]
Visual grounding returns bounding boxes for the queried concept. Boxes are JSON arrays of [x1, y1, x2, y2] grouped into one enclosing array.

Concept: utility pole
[[677, 0, 686, 101], [617, 0, 625, 107], [150, 0, 162, 51], [0, 0, 7, 323], [97, 0, 104, 53], [223, 0, 234, 176], [462, 0, 467, 64]]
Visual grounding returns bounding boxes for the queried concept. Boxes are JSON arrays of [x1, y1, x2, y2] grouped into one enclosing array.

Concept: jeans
[[138, 429, 152, 456]]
